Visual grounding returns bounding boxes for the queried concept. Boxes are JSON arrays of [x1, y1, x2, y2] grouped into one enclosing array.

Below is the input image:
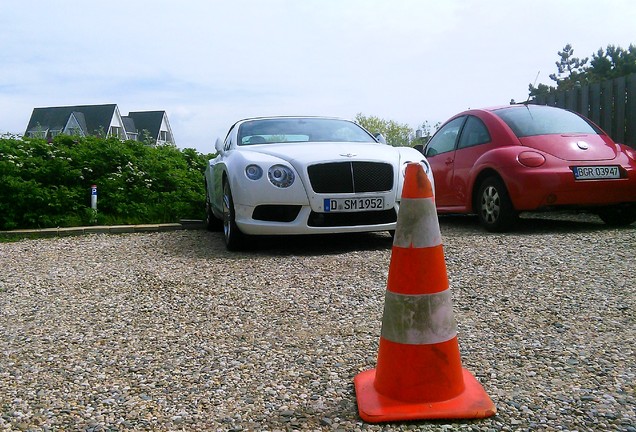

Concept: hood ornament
[[340, 153, 356, 157], [576, 141, 589, 150]]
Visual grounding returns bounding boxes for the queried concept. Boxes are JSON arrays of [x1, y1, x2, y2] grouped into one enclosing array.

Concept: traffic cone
[[353, 162, 496, 423]]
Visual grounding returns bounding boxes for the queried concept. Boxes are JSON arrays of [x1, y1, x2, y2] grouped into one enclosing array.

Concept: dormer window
[[110, 126, 124, 138]]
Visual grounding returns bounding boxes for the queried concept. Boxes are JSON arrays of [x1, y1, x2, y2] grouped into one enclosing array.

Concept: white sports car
[[204, 116, 433, 250]]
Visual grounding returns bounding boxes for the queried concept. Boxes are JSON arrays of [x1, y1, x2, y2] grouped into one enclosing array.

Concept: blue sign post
[[90, 184, 97, 210]]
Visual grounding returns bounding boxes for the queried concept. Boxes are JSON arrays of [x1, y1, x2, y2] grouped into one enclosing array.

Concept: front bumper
[[234, 203, 399, 235]]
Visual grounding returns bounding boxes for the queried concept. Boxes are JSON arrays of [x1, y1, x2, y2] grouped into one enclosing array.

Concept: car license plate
[[572, 166, 620, 180], [324, 197, 384, 212]]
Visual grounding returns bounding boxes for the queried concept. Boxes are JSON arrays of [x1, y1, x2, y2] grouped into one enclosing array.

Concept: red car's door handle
[[445, 158, 454, 165]]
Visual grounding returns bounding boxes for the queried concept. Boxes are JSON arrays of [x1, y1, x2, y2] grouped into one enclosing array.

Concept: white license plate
[[324, 197, 384, 212], [572, 166, 620, 180]]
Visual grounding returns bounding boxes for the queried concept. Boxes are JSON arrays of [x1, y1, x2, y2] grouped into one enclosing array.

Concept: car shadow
[[438, 212, 633, 235], [247, 231, 394, 256], [177, 212, 632, 259]]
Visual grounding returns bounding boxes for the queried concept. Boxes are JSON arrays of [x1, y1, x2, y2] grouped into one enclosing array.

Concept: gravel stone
[[0, 213, 634, 431]]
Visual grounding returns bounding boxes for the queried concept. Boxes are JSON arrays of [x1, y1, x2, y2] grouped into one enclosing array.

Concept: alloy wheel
[[222, 186, 232, 241], [480, 185, 500, 224]]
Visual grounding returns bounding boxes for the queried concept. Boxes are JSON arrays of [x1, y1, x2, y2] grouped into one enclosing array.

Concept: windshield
[[238, 118, 376, 145], [493, 105, 602, 138]]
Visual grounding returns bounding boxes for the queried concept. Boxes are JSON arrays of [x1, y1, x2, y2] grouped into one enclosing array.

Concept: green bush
[[0, 135, 214, 230]]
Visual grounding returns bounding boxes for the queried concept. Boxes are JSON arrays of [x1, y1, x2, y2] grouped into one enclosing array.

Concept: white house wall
[[109, 106, 127, 138], [159, 113, 175, 144], [110, 106, 126, 128]]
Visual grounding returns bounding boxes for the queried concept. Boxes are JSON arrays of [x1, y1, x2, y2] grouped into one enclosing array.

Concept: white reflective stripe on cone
[[393, 197, 441, 249], [381, 289, 457, 345]]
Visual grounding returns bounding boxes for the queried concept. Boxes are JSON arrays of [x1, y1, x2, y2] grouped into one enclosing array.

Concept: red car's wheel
[[476, 177, 518, 232], [597, 204, 636, 227]]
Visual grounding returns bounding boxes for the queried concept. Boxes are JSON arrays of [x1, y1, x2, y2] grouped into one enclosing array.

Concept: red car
[[422, 104, 636, 231]]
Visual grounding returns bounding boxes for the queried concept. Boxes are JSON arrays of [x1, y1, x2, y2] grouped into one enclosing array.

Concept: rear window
[[493, 105, 602, 138]]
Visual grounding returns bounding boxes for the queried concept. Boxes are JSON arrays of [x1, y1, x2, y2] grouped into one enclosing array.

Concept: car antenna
[[532, 70, 540, 87], [520, 72, 540, 120], [521, 71, 541, 105]]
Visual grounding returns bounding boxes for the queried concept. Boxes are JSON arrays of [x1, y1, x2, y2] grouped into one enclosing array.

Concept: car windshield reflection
[[238, 118, 375, 145]]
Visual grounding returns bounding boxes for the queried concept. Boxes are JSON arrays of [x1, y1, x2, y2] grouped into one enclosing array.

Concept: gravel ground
[[0, 214, 634, 431]]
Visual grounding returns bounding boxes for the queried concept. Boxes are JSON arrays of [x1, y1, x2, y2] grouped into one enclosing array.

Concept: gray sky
[[1, 0, 635, 153]]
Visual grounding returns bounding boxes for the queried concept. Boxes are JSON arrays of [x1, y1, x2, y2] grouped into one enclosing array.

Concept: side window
[[424, 116, 465, 157], [458, 116, 491, 149], [224, 127, 234, 151]]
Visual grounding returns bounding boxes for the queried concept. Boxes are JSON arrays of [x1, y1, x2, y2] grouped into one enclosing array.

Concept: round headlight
[[268, 164, 295, 188], [245, 164, 263, 180]]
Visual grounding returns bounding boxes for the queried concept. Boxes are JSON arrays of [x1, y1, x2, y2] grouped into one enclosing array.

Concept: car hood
[[518, 134, 618, 161], [243, 142, 401, 166]]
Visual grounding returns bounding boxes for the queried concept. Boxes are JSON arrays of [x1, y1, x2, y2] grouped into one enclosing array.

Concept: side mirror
[[215, 137, 224, 154], [374, 133, 387, 144]]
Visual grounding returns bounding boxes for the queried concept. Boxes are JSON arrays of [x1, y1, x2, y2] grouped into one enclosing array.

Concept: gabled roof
[[122, 117, 137, 136], [25, 104, 117, 135], [125, 111, 167, 140]]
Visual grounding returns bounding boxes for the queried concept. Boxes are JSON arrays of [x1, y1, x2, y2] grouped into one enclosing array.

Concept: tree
[[529, 43, 636, 97], [587, 44, 636, 82], [549, 43, 589, 89], [529, 43, 588, 96], [354, 113, 413, 147]]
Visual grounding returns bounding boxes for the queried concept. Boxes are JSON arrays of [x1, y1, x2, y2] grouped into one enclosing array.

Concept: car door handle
[[445, 158, 454, 165]]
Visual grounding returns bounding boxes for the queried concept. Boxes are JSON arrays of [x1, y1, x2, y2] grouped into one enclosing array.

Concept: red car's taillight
[[518, 151, 546, 167], [623, 146, 636, 162]]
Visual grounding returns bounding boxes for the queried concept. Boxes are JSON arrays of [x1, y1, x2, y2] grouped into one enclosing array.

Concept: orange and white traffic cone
[[353, 162, 496, 423]]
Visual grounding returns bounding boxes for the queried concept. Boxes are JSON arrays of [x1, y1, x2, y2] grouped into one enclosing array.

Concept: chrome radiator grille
[[307, 162, 394, 193]]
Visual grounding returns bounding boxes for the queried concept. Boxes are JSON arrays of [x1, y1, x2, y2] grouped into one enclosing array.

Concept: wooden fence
[[532, 73, 636, 148]]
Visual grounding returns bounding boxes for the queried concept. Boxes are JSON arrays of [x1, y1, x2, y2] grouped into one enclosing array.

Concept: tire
[[205, 187, 223, 231], [222, 181, 246, 250], [597, 204, 636, 227], [476, 176, 517, 232]]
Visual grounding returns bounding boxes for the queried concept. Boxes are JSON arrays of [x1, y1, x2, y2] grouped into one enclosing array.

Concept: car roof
[[451, 104, 569, 119], [482, 104, 566, 112]]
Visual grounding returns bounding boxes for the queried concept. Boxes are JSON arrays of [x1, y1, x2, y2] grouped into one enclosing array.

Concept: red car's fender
[[465, 145, 529, 212]]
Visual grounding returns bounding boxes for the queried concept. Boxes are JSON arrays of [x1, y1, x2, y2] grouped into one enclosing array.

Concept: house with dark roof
[[123, 111, 175, 145], [24, 104, 175, 146]]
